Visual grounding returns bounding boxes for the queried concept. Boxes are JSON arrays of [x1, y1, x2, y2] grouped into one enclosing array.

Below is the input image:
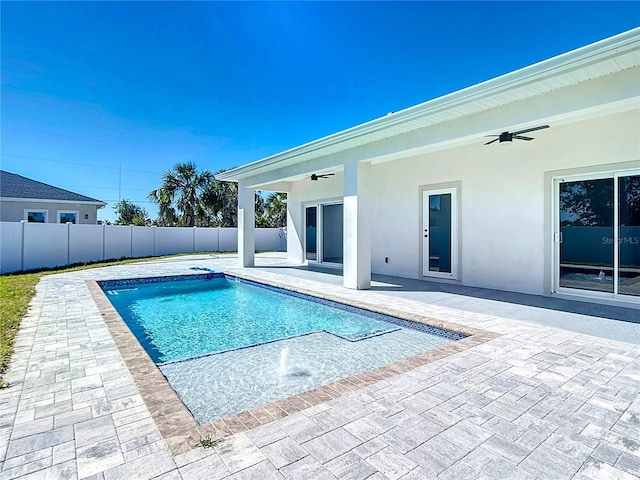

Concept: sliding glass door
[[556, 171, 639, 298], [304, 202, 344, 265], [321, 204, 344, 264], [618, 174, 640, 296], [305, 207, 317, 261]]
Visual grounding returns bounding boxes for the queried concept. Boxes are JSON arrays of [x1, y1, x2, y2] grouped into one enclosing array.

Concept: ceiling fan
[[309, 173, 335, 181], [485, 125, 549, 145]]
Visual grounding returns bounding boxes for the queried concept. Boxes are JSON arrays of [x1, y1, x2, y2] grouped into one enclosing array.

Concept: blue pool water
[[101, 274, 463, 422]]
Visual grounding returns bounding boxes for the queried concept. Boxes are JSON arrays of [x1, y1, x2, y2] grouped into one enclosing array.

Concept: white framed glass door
[[305, 206, 317, 261], [321, 203, 343, 264], [554, 169, 639, 299], [422, 188, 458, 279], [304, 202, 344, 265]]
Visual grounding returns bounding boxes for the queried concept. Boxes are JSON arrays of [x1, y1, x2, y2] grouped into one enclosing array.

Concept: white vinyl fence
[[0, 222, 286, 274]]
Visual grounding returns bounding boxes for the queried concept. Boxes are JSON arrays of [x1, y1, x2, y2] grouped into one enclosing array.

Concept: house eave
[[0, 197, 107, 208], [216, 27, 640, 183]]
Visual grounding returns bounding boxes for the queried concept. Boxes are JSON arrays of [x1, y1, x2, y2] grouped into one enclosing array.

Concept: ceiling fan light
[[499, 132, 512, 144]]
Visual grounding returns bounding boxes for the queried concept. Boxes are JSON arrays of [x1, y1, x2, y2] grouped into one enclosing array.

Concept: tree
[[255, 192, 268, 227], [560, 180, 613, 227], [620, 175, 640, 226], [148, 164, 290, 228], [263, 192, 287, 227], [559, 177, 640, 227], [114, 199, 150, 226], [148, 162, 213, 227], [200, 170, 238, 227]]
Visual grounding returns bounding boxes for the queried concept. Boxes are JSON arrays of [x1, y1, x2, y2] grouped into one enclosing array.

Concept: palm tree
[[148, 162, 213, 227], [264, 192, 287, 227], [200, 169, 238, 227]]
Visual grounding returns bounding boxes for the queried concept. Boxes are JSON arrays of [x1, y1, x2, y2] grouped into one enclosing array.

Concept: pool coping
[[86, 271, 500, 456]]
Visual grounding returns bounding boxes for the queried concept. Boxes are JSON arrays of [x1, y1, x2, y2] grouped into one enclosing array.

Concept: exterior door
[[321, 203, 344, 264], [304, 202, 344, 264], [555, 170, 639, 299], [423, 189, 458, 279], [305, 206, 317, 261]]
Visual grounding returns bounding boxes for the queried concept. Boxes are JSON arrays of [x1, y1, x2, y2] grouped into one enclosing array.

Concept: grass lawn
[[0, 273, 39, 387], [0, 252, 225, 388]]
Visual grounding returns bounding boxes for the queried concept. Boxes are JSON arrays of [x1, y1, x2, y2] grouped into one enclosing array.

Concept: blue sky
[[2, 1, 639, 222]]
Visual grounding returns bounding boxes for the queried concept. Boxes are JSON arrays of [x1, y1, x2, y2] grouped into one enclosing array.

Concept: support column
[[286, 191, 304, 264], [237, 182, 255, 267], [343, 162, 371, 289]]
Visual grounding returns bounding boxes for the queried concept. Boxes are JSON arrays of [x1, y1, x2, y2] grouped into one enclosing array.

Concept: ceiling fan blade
[[513, 135, 534, 141], [310, 173, 335, 180], [485, 138, 500, 145], [512, 125, 549, 136]]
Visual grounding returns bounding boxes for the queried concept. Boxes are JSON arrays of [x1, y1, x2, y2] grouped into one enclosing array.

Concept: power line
[[0, 153, 165, 176], [102, 199, 157, 204], [55, 184, 152, 192]]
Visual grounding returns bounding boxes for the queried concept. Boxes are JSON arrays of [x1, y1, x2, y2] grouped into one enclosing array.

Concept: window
[[58, 210, 79, 224], [25, 209, 48, 223]]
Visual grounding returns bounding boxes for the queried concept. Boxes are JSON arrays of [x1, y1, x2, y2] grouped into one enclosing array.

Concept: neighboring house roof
[[0, 170, 106, 206], [217, 27, 640, 182]]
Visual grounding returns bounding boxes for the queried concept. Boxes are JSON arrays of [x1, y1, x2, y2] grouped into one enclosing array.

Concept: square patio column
[[343, 162, 371, 289], [286, 194, 304, 264], [237, 182, 255, 267]]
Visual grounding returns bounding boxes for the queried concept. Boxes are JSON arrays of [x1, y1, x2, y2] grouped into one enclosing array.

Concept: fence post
[[102, 223, 106, 261], [152, 226, 156, 257], [193, 226, 196, 253], [130, 225, 134, 258], [20, 220, 26, 271]]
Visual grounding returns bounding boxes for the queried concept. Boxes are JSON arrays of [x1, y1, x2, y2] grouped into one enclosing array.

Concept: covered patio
[[218, 29, 640, 308]]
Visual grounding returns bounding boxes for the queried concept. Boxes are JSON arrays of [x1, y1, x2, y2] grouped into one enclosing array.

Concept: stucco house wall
[[366, 110, 638, 295], [284, 108, 638, 296], [0, 170, 106, 224], [0, 200, 101, 224]]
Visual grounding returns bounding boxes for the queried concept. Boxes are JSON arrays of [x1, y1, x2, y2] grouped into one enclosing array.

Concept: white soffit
[[217, 28, 640, 182]]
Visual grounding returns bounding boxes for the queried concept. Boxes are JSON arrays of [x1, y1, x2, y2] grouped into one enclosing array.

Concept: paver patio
[[1, 253, 638, 479]]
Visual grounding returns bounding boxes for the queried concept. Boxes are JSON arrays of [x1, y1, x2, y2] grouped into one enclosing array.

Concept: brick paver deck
[[1, 253, 638, 479]]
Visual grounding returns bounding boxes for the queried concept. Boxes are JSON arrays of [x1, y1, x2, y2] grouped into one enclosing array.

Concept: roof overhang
[[217, 27, 640, 183], [0, 197, 108, 208]]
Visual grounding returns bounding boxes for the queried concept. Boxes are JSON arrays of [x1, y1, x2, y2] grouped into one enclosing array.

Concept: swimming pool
[[100, 274, 464, 422]]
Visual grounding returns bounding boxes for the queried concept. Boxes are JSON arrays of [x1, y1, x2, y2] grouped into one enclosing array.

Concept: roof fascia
[[0, 197, 107, 207], [216, 28, 640, 182]]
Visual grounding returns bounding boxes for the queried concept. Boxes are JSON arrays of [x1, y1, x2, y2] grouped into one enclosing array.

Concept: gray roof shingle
[[0, 170, 105, 204]]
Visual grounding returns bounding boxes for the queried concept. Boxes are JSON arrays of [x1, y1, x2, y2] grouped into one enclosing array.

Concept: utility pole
[[118, 162, 122, 202]]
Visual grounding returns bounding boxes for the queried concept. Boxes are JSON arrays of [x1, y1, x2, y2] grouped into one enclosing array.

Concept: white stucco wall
[[365, 109, 639, 294], [0, 200, 102, 224], [281, 106, 638, 296]]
